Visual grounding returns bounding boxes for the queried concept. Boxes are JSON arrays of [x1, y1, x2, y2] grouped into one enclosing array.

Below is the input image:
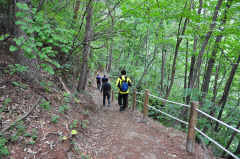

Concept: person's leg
[[103, 93, 106, 106], [107, 93, 110, 107], [97, 82, 100, 89], [122, 93, 128, 111], [118, 93, 123, 111]]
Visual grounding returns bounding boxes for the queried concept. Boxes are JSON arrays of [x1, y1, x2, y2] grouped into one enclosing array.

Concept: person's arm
[[116, 78, 120, 88], [100, 83, 103, 93], [128, 78, 132, 87]]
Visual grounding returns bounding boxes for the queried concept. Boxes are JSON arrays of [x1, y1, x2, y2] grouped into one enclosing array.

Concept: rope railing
[[195, 127, 239, 159], [148, 94, 190, 108], [148, 105, 188, 125], [136, 99, 144, 104], [196, 108, 240, 134], [136, 91, 144, 95], [130, 89, 239, 159]]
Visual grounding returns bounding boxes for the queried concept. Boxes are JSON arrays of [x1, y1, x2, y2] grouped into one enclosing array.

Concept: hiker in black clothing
[[101, 78, 111, 107], [96, 74, 101, 89], [116, 70, 132, 111], [102, 75, 108, 83]]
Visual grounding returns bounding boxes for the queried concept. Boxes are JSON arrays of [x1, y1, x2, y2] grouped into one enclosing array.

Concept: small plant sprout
[[74, 98, 81, 103], [70, 120, 78, 129], [0, 135, 10, 157], [51, 115, 59, 123], [0, 98, 11, 113], [80, 152, 90, 159], [71, 130, 78, 135], [82, 110, 89, 115], [40, 100, 51, 111], [81, 120, 89, 129]]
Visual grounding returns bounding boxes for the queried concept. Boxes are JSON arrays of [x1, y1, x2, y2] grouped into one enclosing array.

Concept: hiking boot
[[120, 106, 123, 111]]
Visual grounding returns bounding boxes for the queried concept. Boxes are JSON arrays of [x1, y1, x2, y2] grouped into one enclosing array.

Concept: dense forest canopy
[[0, 0, 239, 158]]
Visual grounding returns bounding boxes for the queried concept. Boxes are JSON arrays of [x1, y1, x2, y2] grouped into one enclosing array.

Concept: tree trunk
[[214, 54, 240, 131], [136, 21, 162, 88], [189, 0, 223, 90], [183, 39, 188, 103], [14, 0, 41, 85], [175, 0, 202, 127], [77, 1, 93, 91], [222, 119, 240, 158], [160, 47, 165, 94], [107, 42, 113, 72], [164, 17, 188, 100], [200, 0, 232, 103], [73, 0, 81, 19]]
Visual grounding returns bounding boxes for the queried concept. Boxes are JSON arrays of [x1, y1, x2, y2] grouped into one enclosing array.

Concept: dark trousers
[[118, 93, 128, 111], [97, 82, 101, 89], [103, 92, 110, 106]]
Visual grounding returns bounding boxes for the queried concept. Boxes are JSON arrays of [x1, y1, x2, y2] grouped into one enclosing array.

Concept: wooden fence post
[[186, 101, 199, 153], [143, 89, 149, 121], [132, 88, 136, 110], [111, 90, 114, 102]]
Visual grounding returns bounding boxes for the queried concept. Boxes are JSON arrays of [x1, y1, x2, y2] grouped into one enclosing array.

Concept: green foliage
[[9, 2, 75, 75], [7, 64, 27, 75], [80, 152, 90, 159], [11, 132, 20, 142], [51, 115, 59, 123], [27, 128, 38, 145], [71, 129, 78, 135], [70, 120, 78, 129], [40, 100, 51, 111], [82, 110, 89, 115], [0, 98, 11, 113], [40, 81, 53, 92], [0, 135, 10, 157], [11, 81, 28, 89], [81, 120, 89, 129], [59, 104, 70, 114]]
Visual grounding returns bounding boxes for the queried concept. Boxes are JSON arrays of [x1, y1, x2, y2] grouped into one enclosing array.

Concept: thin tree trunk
[[183, 39, 188, 103], [214, 54, 240, 131], [107, 42, 113, 72], [222, 119, 240, 157], [189, 0, 223, 90], [73, 0, 81, 19], [164, 17, 188, 100], [107, 4, 114, 73], [160, 48, 165, 94], [175, 0, 202, 127], [136, 21, 161, 88], [200, 0, 232, 103], [77, 1, 93, 91]]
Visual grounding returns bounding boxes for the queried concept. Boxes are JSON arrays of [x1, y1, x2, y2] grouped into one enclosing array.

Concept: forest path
[[84, 75, 208, 159]]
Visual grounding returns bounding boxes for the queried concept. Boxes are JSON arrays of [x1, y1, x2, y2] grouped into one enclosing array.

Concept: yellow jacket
[[116, 75, 132, 94]]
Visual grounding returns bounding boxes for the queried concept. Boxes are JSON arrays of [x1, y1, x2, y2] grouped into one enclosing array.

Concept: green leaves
[[41, 63, 55, 74], [16, 2, 29, 11], [9, 46, 18, 52]]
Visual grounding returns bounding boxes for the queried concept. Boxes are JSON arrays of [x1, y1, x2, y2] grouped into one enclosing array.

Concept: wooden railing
[[111, 89, 240, 159]]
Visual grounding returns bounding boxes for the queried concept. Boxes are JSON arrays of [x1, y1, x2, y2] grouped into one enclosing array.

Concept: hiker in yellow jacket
[[116, 70, 132, 111]]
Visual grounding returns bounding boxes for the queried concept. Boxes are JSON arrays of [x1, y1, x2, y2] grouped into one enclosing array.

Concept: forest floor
[[0, 42, 217, 159]]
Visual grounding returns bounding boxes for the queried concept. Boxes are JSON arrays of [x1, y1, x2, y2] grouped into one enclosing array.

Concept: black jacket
[[101, 82, 111, 93]]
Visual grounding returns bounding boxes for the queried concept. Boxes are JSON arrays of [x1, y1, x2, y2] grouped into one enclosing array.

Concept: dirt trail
[[84, 80, 211, 159]]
